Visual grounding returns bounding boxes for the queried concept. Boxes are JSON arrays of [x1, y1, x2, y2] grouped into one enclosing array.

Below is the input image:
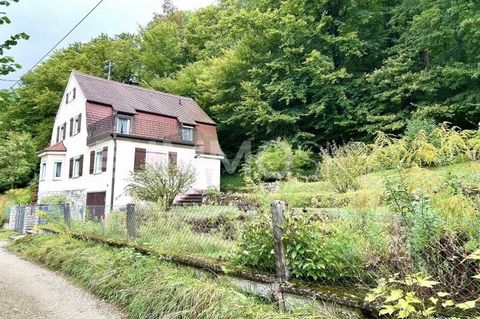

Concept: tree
[[0, 0, 29, 75], [0, 131, 37, 190], [127, 162, 196, 210]]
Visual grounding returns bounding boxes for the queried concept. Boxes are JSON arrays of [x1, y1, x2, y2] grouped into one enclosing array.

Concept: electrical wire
[[8, 0, 106, 90]]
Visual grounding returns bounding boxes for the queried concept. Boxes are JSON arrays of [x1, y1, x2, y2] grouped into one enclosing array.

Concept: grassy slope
[[247, 161, 480, 209], [9, 235, 326, 319]]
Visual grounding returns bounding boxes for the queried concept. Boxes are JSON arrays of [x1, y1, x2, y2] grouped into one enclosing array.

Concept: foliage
[[236, 211, 380, 283], [127, 162, 196, 210], [0, 132, 37, 191], [4, 187, 32, 204], [319, 142, 368, 193], [243, 139, 315, 184], [0, 0, 29, 75], [366, 272, 478, 318], [9, 234, 324, 319], [2, 0, 480, 182]]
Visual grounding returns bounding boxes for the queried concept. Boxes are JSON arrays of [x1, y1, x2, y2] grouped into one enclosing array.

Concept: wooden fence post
[[271, 200, 289, 311], [126, 203, 137, 238]]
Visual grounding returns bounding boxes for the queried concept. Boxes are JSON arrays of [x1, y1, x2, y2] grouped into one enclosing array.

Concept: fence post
[[126, 203, 137, 238], [271, 200, 289, 311], [63, 203, 71, 227]]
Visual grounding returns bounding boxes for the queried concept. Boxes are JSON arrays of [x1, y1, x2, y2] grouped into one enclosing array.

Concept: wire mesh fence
[[10, 200, 480, 315]]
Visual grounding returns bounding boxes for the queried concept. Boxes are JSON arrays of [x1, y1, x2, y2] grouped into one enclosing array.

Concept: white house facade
[[37, 72, 224, 216]]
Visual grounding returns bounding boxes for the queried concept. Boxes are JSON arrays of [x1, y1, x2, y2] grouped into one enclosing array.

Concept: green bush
[[5, 187, 32, 205], [243, 140, 316, 184], [319, 142, 368, 193], [235, 211, 380, 283]]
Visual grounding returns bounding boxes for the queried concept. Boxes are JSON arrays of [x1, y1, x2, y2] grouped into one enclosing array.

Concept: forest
[[1, 0, 480, 191]]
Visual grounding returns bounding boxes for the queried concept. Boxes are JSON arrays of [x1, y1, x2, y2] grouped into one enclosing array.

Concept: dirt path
[[0, 240, 125, 319]]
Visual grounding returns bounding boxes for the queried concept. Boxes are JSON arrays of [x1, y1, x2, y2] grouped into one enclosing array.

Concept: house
[[37, 71, 223, 216]]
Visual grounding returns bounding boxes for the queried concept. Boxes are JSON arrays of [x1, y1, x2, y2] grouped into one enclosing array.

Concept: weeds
[[9, 234, 327, 319]]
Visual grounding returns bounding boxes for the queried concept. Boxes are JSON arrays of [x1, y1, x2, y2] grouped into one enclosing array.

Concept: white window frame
[[116, 116, 131, 134], [74, 115, 81, 135], [59, 125, 65, 141], [73, 156, 81, 178], [40, 162, 47, 181], [94, 149, 103, 174], [53, 161, 62, 180], [181, 125, 194, 142]]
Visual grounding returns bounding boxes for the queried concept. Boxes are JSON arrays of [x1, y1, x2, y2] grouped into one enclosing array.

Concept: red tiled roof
[[73, 71, 215, 125], [43, 141, 67, 152]]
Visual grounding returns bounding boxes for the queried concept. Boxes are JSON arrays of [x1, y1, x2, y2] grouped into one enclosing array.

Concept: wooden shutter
[[79, 155, 84, 177], [69, 118, 73, 136], [69, 158, 73, 178], [134, 148, 146, 171], [77, 113, 82, 133], [168, 152, 177, 167], [62, 122, 66, 140], [89, 151, 95, 174], [56, 127, 60, 143], [102, 147, 108, 172]]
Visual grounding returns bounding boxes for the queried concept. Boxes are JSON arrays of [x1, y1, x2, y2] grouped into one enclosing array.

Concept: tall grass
[[320, 124, 480, 193], [9, 234, 326, 319]]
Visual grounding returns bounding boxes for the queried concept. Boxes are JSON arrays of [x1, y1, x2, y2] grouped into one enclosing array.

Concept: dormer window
[[181, 125, 194, 142], [116, 116, 131, 134]]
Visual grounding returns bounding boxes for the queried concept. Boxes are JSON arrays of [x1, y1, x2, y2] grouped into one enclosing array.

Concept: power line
[[0, 79, 19, 82], [8, 0, 106, 90]]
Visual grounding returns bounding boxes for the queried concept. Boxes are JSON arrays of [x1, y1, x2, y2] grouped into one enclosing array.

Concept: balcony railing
[[87, 115, 193, 145]]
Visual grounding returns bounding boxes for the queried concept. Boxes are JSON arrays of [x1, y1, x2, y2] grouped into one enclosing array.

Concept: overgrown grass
[[70, 205, 247, 260], [221, 173, 248, 192], [9, 234, 327, 319], [0, 229, 16, 240]]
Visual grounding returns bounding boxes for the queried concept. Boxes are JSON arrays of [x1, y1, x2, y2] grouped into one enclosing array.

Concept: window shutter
[[77, 113, 82, 133], [69, 158, 73, 178], [102, 147, 108, 172], [62, 122, 66, 140], [56, 127, 60, 143], [89, 151, 95, 174], [168, 152, 177, 167], [79, 155, 84, 177], [134, 148, 146, 171], [69, 118, 73, 136]]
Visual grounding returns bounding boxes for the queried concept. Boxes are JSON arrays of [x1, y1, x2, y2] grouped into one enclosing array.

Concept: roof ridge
[[71, 71, 194, 101]]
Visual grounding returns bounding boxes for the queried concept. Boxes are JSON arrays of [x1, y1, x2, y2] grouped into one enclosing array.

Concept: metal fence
[[11, 201, 480, 316]]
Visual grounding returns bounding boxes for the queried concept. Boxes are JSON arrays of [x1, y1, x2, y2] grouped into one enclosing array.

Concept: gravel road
[[0, 240, 125, 319]]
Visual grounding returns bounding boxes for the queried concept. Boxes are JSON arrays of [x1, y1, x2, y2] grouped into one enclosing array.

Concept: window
[[116, 116, 131, 134], [58, 122, 66, 141], [181, 125, 194, 142], [90, 147, 107, 174], [40, 162, 47, 181], [65, 92, 70, 104], [73, 156, 81, 177], [53, 161, 62, 179], [94, 150, 103, 173], [72, 87, 76, 99], [74, 114, 81, 134]]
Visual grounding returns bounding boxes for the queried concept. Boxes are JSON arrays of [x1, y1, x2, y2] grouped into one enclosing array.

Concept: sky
[[0, 0, 216, 89]]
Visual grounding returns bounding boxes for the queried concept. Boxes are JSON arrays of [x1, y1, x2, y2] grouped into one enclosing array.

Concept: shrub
[[319, 142, 368, 193], [235, 211, 376, 283], [243, 140, 316, 184], [5, 187, 32, 205], [127, 162, 196, 210]]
